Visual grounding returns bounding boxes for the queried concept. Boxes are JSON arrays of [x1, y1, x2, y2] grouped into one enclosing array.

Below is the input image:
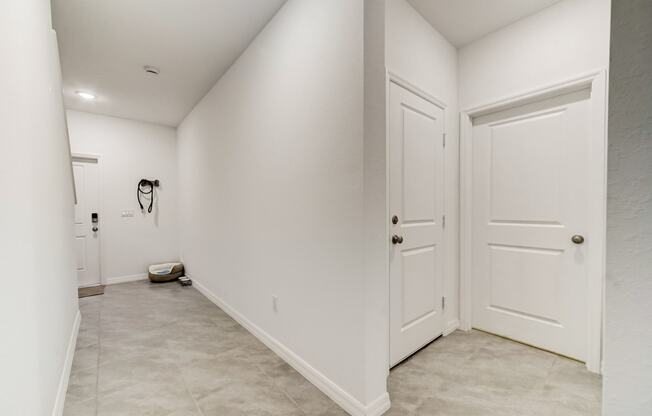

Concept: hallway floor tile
[[63, 281, 345, 416], [64, 281, 601, 416], [386, 330, 602, 416]]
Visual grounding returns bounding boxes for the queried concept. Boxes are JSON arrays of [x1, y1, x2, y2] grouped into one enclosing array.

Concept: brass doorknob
[[571, 235, 585, 244], [392, 235, 403, 245]]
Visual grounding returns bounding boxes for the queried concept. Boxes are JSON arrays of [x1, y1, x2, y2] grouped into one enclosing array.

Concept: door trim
[[72, 153, 104, 286], [387, 71, 448, 111], [459, 70, 608, 373], [386, 70, 448, 369]]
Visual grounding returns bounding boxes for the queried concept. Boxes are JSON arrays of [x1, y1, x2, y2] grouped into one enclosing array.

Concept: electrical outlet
[[272, 295, 278, 312]]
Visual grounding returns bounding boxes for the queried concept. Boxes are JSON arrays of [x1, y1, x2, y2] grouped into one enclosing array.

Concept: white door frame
[[459, 70, 608, 373], [386, 70, 448, 367], [72, 153, 104, 286]]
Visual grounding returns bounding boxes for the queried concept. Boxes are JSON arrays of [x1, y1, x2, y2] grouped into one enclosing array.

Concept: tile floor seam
[[254, 361, 308, 415], [170, 315, 215, 416], [171, 359, 207, 416], [540, 355, 559, 389]]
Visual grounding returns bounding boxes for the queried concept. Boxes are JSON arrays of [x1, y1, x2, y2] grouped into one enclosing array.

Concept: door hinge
[[442, 296, 446, 310], [443, 133, 446, 148], [442, 215, 446, 228]]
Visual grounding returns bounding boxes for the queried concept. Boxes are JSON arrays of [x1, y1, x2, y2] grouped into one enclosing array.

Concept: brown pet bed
[[148, 263, 184, 283]]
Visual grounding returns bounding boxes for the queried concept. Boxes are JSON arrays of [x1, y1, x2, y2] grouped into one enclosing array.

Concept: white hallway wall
[[386, 0, 460, 331], [362, 0, 390, 407], [604, 0, 652, 414], [66, 110, 179, 282], [177, 0, 389, 412], [0, 0, 79, 414], [459, 0, 611, 109]]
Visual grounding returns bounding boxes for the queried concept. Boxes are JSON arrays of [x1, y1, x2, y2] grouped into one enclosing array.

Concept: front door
[[389, 82, 446, 366], [72, 158, 101, 288], [471, 88, 591, 361]]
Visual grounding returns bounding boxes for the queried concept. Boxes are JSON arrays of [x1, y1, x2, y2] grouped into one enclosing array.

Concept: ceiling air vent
[[143, 65, 160, 75]]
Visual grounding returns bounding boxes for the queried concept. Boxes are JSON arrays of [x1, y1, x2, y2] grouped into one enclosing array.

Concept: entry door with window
[[471, 89, 592, 361], [72, 158, 101, 287], [389, 82, 446, 366]]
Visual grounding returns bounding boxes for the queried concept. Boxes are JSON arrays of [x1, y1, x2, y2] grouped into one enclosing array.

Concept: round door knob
[[392, 235, 404, 245], [92, 226, 98, 232], [571, 235, 585, 244]]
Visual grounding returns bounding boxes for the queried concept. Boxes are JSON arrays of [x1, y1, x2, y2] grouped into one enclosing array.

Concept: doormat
[[78, 285, 105, 298]]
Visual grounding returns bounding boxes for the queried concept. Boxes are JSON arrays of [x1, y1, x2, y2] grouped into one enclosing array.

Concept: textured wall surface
[[604, 1, 652, 414]]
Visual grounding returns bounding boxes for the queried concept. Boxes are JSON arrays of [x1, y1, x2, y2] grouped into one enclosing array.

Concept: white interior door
[[389, 82, 445, 366], [73, 158, 101, 288], [471, 88, 592, 361]]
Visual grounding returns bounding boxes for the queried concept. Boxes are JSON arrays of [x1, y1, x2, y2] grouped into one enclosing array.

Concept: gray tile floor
[[64, 281, 346, 416], [387, 331, 602, 416], [64, 281, 601, 416]]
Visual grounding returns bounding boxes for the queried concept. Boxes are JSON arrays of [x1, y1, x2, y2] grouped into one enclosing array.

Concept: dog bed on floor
[[148, 263, 184, 283]]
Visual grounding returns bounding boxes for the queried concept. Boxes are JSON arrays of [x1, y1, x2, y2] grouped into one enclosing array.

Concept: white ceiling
[[408, 0, 563, 47], [52, 0, 287, 127]]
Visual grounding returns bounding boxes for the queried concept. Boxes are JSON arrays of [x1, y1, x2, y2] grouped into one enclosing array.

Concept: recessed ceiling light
[[143, 65, 160, 75], [76, 91, 96, 100]]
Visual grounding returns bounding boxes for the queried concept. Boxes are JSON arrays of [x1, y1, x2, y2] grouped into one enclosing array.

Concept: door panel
[[390, 82, 445, 366], [488, 111, 563, 223], [402, 108, 437, 223], [471, 89, 591, 361], [488, 244, 562, 324], [73, 159, 101, 288], [402, 245, 437, 327], [74, 236, 87, 272]]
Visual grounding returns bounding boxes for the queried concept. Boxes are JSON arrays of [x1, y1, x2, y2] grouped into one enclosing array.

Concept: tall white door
[[389, 82, 445, 366], [471, 89, 592, 361], [73, 158, 101, 288]]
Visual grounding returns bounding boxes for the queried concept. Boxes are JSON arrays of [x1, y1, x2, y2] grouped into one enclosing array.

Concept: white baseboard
[[52, 309, 81, 416], [105, 273, 147, 285], [459, 319, 471, 332], [444, 319, 460, 337], [190, 275, 390, 416], [365, 393, 391, 416]]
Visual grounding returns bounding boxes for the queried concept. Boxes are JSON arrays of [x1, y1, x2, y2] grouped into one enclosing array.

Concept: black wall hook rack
[[143, 179, 160, 187]]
